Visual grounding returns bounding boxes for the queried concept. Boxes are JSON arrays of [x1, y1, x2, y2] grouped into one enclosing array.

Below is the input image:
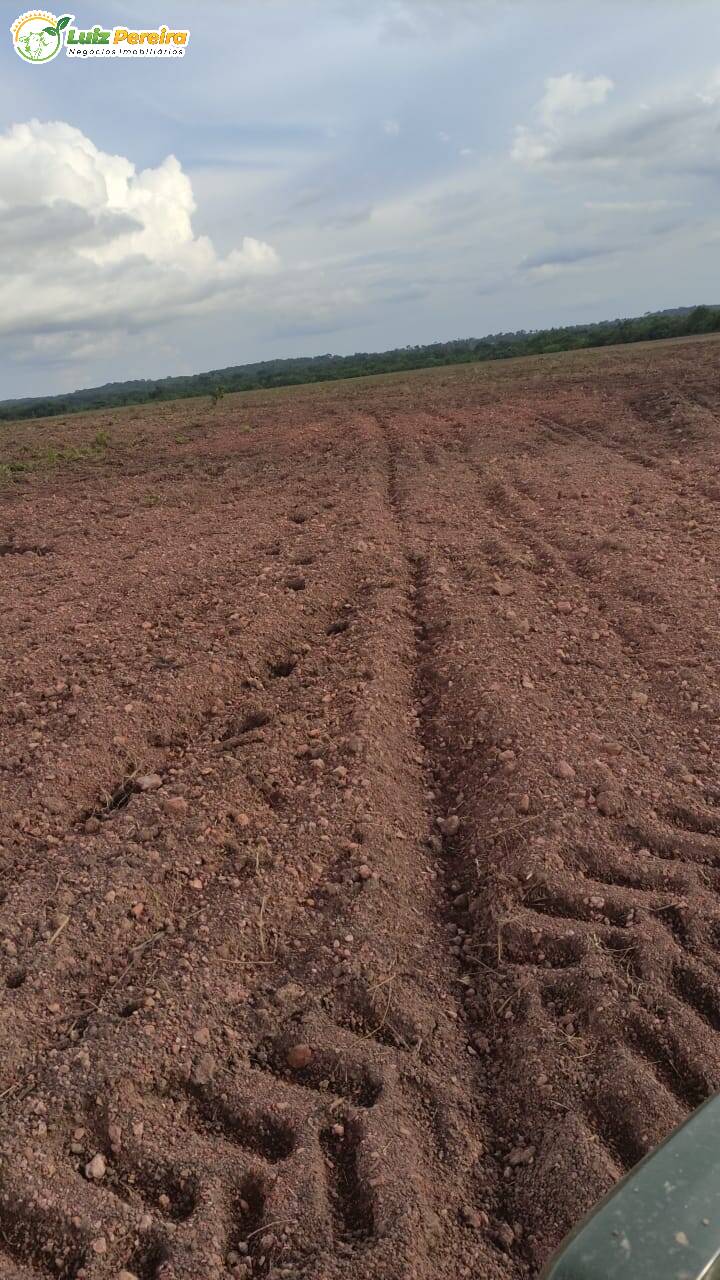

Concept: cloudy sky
[[2, 0, 720, 398]]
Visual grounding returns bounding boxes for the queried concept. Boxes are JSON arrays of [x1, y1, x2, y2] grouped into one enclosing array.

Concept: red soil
[[0, 333, 719, 1279]]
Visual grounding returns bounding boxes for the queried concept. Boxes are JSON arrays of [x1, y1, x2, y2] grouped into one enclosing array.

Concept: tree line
[[2, 304, 719, 423]]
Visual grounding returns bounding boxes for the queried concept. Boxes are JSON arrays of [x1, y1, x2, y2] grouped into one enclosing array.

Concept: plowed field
[[1, 333, 719, 1279]]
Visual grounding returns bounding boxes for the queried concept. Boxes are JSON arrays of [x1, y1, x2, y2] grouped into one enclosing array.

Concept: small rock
[[194, 1026, 211, 1047], [491, 580, 514, 597], [84, 817, 101, 835], [460, 1205, 488, 1230], [286, 1043, 313, 1070], [163, 795, 188, 815], [85, 1153, 107, 1181], [357, 863, 372, 880], [135, 774, 163, 792], [555, 760, 576, 781], [518, 794, 531, 813], [596, 789, 621, 816], [508, 1144, 535, 1167], [274, 982, 305, 1010], [286, 576, 306, 591], [631, 690, 649, 707], [556, 600, 573, 614], [491, 1223, 515, 1252], [437, 814, 460, 837]]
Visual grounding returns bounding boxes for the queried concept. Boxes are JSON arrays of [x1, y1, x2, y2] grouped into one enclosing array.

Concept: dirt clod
[[286, 1043, 313, 1070]]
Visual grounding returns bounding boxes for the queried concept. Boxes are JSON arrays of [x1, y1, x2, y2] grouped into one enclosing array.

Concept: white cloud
[[512, 71, 614, 167], [0, 120, 278, 348], [539, 72, 614, 125], [511, 72, 720, 181], [510, 126, 550, 165], [383, 118, 401, 135]]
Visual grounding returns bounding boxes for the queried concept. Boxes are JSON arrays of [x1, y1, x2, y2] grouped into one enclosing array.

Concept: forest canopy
[[2, 304, 718, 423]]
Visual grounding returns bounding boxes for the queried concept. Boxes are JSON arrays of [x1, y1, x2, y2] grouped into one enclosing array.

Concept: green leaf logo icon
[[43, 16, 71, 36]]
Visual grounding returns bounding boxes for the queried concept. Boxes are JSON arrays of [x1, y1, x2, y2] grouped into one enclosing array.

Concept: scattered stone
[[135, 774, 163, 792], [286, 1043, 313, 1070], [556, 600, 573, 614], [163, 795, 188, 815], [460, 1205, 488, 1230], [437, 814, 460, 837], [357, 864, 372, 880], [631, 690, 649, 707], [491, 1223, 515, 1252], [596, 788, 622, 816], [85, 1153, 107, 1181], [508, 1145, 535, 1167], [194, 1026, 211, 1047], [274, 982, 305, 1011], [84, 817, 101, 835], [491, 580, 515, 597], [286, 576, 306, 591], [518, 793, 531, 813], [555, 760, 576, 781]]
